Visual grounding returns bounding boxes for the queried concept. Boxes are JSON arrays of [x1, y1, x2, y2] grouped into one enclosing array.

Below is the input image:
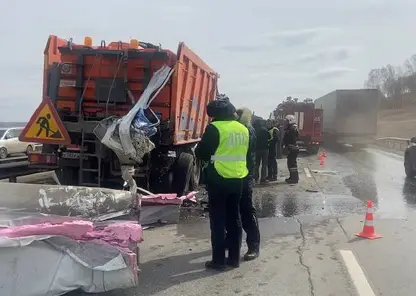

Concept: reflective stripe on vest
[[210, 121, 249, 179]]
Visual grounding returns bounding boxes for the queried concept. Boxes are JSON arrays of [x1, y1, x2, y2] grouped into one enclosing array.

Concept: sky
[[1, 0, 416, 120]]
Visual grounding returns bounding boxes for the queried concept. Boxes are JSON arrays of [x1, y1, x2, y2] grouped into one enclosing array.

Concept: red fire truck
[[272, 99, 323, 154]]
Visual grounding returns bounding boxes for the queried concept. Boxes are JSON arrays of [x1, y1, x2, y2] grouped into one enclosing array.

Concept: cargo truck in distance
[[314, 89, 379, 147], [22, 35, 218, 195], [273, 100, 323, 154]]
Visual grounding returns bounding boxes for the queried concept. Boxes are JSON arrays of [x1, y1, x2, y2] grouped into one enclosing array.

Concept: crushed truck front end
[[22, 35, 218, 195]]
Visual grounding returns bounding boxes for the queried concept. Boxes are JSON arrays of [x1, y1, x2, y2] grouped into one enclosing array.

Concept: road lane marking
[[304, 167, 312, 178], [339, 250, 376, 296]]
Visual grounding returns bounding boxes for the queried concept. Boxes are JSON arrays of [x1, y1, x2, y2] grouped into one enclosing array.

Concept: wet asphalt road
[[45, 146, 416, 295]]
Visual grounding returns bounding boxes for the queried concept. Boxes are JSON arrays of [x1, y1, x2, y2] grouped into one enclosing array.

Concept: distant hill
[[0, 122, 27, 128]]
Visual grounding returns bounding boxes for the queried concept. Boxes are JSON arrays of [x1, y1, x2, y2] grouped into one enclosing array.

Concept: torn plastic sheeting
[[96, 65, 174, 165], [118, 65, 174, 160]]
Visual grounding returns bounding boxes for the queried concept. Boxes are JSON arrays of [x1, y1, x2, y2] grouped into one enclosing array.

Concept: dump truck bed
[[43, 35, 218, 146]]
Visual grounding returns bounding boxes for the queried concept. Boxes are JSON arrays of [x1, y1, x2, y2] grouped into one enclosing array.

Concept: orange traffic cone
[[356, 200, 382, 240], [319, 154, 325, 166]]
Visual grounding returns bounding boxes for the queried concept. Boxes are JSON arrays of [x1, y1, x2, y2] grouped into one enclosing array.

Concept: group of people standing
[[253, 117, 299, 185], [195, 94, 300, 271]]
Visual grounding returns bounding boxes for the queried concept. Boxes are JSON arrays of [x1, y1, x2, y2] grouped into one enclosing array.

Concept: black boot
[[286, 171, 299, 184], [286, 178, 298, 184], [226, 258, 240, 268], [205, 261, 227, 271], [244, 249, 259, 261]]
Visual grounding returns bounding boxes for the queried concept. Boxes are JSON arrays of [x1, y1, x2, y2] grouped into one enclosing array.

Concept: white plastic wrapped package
[[0, 213, 141, 296]]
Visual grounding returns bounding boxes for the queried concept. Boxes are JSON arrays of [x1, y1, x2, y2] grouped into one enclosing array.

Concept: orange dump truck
[[21, 35, 218, 195]]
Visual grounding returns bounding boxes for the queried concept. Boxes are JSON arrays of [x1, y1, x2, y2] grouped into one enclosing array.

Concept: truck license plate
[[62, 152, 82, 159]]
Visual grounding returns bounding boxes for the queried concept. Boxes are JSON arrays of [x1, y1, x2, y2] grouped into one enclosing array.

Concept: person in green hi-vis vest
[[195, 94, 253, 271]]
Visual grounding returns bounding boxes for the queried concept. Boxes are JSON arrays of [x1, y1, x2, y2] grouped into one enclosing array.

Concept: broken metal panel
[[0, 183, 136, 220]]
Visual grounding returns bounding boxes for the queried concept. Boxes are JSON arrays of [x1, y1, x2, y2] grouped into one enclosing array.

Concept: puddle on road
[[255, 191, 365, 218]]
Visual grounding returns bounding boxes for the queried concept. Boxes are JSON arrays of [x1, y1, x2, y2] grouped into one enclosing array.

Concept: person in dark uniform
[[276, 123, 284, 159], [253, 120, 269, 184], [283, 115, 300, 184], [232, 107, 261, 261], [195, 94, 251, 270], [267, 120, 279, 181]]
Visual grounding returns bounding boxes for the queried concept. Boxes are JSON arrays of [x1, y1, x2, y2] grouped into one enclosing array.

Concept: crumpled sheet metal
[[0, 183, 198, 226], [0, 212, 141, 296], [0, 183, 135, 220]]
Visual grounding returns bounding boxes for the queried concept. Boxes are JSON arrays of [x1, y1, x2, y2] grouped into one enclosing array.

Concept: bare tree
[[365, 68, 383, 90], [364, 53, 416, 108]]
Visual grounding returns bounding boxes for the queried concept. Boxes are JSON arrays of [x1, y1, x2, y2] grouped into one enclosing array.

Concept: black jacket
[[283, 124, 299, 150], [195, 119, 255, 186], [255, 126, 269, 150]]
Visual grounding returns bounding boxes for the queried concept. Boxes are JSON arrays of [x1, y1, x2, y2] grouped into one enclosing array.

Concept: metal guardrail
[[0, 156, 45, 182], [376, 137, 409, 152], [0, 156, 28, 164]]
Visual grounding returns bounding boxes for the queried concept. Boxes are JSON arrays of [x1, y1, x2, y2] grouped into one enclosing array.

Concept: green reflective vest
[[210, 121, 249, 179]]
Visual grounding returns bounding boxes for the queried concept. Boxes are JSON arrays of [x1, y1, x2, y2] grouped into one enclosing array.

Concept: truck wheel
[[172, 152, 194, 196], [189, 159, 202, 191]]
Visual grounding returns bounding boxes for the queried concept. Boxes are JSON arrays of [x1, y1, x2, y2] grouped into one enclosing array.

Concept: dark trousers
[[240, 177, 260, 251], [255, 149, 268, 182], [276, 143, 283, 159], [208, 181, 243, 266], [287, 149, 299, 181], [267, 148, 278, 179]]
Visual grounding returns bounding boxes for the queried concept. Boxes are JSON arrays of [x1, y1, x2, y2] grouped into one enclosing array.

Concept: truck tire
[[172, 152, 194, 196], [189, 159, 202, 191]]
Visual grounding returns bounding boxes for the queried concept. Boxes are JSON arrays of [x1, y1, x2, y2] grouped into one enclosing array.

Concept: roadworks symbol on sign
[[19, 99, 70, 145]]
